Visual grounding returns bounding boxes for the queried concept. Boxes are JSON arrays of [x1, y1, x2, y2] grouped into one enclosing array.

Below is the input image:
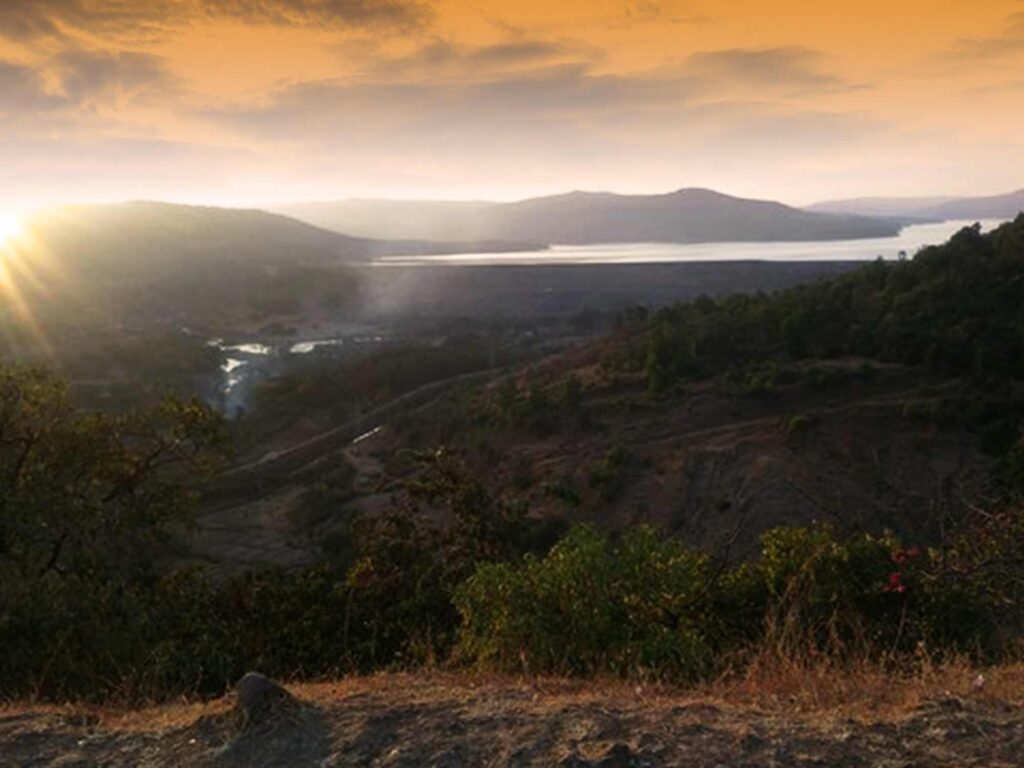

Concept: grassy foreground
[[3, 661, 1024, 767]]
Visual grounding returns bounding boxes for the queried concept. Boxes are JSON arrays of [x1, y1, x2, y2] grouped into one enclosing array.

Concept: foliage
[[6, 493, 1024, 701], [5, 360, 1024, 703], [455, 518, 1024, 681], [587, 445, 629, 501], [0, 362, 229, 700], [455, 526, 716, 681], [0, 364, 227, 589], [613, 218, 1024, 391]]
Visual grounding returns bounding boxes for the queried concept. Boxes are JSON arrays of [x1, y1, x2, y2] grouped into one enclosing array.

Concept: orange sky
[[0, 0, 1022, 209]]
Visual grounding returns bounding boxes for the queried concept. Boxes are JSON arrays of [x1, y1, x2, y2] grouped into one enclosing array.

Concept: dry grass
[[266, 660, 1024, 726], [698, 650, 1024, 720], [4, 660, 1023, 733], [0, 695, 233, 733]]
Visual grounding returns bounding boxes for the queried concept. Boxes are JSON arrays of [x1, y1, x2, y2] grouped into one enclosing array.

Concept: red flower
[[883, 571, 907, 594], [891, 546, 921, 564]]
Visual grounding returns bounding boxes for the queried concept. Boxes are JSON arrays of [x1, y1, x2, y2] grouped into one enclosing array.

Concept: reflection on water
[[375, 220, 1007, 266], [221, 342, 273, 355], [207, 332, 390, 415], [289, 339, 344, 354]]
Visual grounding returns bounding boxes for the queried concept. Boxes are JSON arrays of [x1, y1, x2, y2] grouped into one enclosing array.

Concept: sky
[[0, 0, 1022, 210]]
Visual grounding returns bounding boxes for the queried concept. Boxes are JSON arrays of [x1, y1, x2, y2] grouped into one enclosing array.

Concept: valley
[[5, 3, 1024, 764]]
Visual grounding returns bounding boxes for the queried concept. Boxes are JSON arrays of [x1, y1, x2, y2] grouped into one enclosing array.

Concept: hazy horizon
[[9, 182, 1024, 218]]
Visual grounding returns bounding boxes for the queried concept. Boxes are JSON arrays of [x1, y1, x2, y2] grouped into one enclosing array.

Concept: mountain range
[[277, 188, 902, 244], [807, 188, 1024, 220]]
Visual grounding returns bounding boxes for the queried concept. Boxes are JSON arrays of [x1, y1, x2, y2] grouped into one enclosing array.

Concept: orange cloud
[[0, 0, 1020, 208], [0, 0, 430, 41]]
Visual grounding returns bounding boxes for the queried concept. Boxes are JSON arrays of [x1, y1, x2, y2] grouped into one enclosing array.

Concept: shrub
[[455, 525, 717, 681], [587, 445, 629, 501]]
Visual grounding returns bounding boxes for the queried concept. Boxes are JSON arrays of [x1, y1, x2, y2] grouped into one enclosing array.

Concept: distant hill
[[1, 202, 536, 340], [808, 189, 1024, 220], [19, 201, 536, 278], [19, 202, 369, 279], [805, 196, 955, 219], [278, 188, 902, 245], [917, 189, 1024, 220]]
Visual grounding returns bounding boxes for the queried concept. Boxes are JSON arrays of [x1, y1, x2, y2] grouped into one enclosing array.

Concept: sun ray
[[0, 213, 63, 358], [0, 212, 23, 249]]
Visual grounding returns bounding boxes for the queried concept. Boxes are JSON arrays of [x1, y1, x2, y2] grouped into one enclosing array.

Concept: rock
[[559, 755, 591, 767], [930, 697, 966, 714], [596, 743, 652, 767], [738, 730, 767, 753], [235, 672, 295, 726]]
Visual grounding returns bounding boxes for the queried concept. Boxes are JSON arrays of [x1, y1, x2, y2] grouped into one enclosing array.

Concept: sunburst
[[0, 211, 23, 250], [0, 209, 56, 357]]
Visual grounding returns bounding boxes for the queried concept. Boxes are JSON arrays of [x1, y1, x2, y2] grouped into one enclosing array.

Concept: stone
[[235, 672, 294, 726]]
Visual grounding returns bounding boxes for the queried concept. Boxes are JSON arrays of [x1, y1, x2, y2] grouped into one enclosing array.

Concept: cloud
[[0, 0, 431, 42], [0, 49, 175, 117], [209, 0, 431, 31], [682, 47, 858, 94], [348, 39, 852, 98], [54, 49, 175, 103], [0, 1, 174, 41], [353, 37, 599, 82], [0, 60, 66, 112], [210, 61, 699, 141], [469, 41, 575, 67], [201, 52, 881, 184], [943, 12, 1024, 60], [614, 0, 711, 26]]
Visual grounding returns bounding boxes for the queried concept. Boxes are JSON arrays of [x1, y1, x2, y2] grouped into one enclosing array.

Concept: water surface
[[375, 220, 1006, 266]]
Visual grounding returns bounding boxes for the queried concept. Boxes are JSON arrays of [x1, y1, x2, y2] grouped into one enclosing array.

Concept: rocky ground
[[3, 672, 1024, 767]]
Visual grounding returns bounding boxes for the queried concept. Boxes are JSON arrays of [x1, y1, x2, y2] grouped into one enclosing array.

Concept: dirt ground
[[3, 672, 1024, 767]]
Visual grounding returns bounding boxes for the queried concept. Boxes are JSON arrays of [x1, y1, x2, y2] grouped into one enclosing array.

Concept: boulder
[[235, 672, 295, 726]]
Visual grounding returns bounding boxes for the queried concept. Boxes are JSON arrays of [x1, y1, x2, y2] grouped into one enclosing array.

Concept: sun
[[0, 211, 23, 248]]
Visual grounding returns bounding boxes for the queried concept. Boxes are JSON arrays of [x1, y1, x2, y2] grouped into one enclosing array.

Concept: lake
[[375, 220, 1006, 266]]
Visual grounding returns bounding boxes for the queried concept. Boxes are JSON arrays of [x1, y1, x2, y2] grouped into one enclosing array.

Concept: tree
[[0, 363, 227, 590]]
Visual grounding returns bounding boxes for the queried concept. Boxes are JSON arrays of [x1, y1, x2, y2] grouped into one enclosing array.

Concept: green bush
[[454, 518, 1024, 685], [6, 511, 1024, 702], [455, 525, 717, 681]]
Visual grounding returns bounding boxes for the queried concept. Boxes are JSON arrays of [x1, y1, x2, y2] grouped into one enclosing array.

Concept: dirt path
[[3, 675, 1023, 767]]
